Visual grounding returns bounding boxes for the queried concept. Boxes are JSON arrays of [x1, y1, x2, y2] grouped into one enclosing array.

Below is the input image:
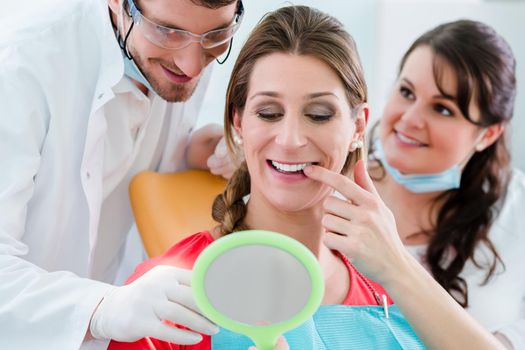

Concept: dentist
[[0, 0, 244, 348]]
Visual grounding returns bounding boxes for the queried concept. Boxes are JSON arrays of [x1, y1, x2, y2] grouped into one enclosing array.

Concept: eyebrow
[[249, 91, 339, 101], [401, 78, 456, 101]]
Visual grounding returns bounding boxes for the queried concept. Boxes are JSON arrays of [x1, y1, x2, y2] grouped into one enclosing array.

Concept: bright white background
[[197, 0, 525, 171], [3, 0, 522, 169]]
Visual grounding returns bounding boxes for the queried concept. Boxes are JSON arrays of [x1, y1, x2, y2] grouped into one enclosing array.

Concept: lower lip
[[160, 65, 192, 84], [267, 161, 309, 183], [394, 132, 425, 148]]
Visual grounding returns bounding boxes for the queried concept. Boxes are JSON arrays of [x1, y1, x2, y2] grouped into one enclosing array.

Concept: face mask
[[122, 54, 154, 92], [116, 2, 154, 92], [374, 139, 461, 193]]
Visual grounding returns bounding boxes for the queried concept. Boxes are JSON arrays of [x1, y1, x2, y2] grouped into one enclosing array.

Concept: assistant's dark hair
[[374, 20, 516, 307], [212, 5, 368, 235]]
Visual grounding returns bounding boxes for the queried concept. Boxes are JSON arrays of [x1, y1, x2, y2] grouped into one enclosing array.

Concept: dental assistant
[[0, 0, 244, 349], [370, 20, 525, 349]]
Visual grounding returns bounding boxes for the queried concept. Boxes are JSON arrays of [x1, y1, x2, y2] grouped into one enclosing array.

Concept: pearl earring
[[233, 133, 243, 145], [350, 139, 363, 151]]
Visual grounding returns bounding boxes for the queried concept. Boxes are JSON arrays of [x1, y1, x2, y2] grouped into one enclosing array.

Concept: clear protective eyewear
[[126, 0, 244, 50]]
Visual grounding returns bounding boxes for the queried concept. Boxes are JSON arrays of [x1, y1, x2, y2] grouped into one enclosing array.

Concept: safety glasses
[[126, 0, 244, 50]]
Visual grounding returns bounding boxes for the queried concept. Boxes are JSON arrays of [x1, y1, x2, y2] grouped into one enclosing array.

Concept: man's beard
[[131, 51, 200, 103]]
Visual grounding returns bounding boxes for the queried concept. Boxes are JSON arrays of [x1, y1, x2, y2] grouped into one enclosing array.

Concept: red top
[[109, 231, 392, 350]]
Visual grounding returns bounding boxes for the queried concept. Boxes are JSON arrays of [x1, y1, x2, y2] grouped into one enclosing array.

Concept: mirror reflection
[[204, 244, 312, 325]]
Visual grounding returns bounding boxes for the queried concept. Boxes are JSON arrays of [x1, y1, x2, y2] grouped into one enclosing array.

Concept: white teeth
[[271, 161, 313, 173], [396, 132, 422, 145]]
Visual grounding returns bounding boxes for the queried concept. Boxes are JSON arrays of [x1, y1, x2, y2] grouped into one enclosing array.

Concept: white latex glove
[[89, 265, 218, 344], [207, 137, 236, 179]]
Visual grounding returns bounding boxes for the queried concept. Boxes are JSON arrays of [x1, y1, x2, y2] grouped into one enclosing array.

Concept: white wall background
[[197, 0, 525, 171]]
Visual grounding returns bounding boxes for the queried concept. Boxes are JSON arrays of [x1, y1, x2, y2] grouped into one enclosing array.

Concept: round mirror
[[192, 230, 324, 350]]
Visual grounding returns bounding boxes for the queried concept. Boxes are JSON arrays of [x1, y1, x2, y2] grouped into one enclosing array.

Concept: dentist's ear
[[108, 0, 121, 16], [475, 123, 505, 152]]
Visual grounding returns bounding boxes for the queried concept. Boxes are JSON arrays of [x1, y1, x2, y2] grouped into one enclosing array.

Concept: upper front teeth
[[272, 161, 312, 172], [397, 132, 422, 145]]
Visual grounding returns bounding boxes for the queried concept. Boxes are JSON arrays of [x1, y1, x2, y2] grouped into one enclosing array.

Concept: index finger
[[303, 165, 371, 205], [156, 265, 193, 286]]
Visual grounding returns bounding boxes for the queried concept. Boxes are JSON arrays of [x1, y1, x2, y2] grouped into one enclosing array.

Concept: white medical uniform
[[0, 0, 212, 348], [407, 169, 525, 349]]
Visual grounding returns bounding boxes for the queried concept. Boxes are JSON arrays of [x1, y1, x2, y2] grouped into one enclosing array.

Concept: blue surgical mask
[[122, 52, 154, 92], [373, 139, 461, 193], [115, 4, 154, 93]]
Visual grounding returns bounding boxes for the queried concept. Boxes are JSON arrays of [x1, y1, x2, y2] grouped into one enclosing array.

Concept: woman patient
[[109, 5, 505, 350]]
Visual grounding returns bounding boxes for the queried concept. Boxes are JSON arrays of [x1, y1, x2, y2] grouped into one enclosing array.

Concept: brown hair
[[127, 1, 238, 12], [190, 0, 238, 9], [371, 20, 516, 307], [212, 5, 368, 235]]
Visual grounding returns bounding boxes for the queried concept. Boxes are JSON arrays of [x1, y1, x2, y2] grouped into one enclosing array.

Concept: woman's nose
[[274, 116, 308, 149], [400, 103, 426, 129]]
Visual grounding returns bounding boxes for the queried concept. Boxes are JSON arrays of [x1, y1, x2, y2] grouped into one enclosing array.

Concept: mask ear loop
[[111, 1, 135, 60], [216, 38, 233, 65], [216, 0, 244, 65], [121, 22, 135, 60]]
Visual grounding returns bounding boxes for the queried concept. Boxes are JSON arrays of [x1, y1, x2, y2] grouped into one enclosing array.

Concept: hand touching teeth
[[271, 161, 316, 173], [303, 160, 407, 284]]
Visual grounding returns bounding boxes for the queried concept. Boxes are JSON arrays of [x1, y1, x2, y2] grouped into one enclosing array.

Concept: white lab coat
[[0, 0, 211, 348], [407, 169, 525, 349]]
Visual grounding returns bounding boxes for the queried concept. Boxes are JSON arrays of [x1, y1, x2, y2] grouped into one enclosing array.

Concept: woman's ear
[[360, 103, 369, 125], [476, 123, 505, 152], [353, 103, 369, 142], [232, 109, 244, 146], [233, 109, 242, 135]]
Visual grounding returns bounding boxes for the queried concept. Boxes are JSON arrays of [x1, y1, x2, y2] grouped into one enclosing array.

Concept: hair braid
[[212, 162, 251, 235]]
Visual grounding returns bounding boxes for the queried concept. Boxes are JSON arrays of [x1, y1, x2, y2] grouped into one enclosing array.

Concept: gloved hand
[[89, 265, 218, 344], [207, 137, 237, 179]]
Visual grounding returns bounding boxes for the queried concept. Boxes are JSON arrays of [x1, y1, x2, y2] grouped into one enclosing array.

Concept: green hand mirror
[[192, 230, 324, 350]]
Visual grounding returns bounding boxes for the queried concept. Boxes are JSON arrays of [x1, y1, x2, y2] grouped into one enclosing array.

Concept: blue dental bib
[[212, 304, 426, 349]]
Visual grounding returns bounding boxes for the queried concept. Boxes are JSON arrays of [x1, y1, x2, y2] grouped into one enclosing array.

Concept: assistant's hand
[[89, 265, 218, 344], [185, 123, 237, 179], [248, 336, 290, 350], [303, 160, 409, 284], [207, 137, 237, 179]]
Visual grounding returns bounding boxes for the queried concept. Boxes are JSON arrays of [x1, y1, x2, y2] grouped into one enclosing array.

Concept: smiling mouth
[[268, 160, 319, 174], [160, 64, 192, 83], [395, 131, 428, 146]]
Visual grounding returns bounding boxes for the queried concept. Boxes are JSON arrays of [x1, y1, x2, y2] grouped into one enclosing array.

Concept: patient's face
[[236, 52, 357, 213]]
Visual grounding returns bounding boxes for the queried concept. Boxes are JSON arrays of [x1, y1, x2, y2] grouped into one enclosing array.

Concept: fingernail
[[303, 165, 313, 175], [188, 333, 203, 343]]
